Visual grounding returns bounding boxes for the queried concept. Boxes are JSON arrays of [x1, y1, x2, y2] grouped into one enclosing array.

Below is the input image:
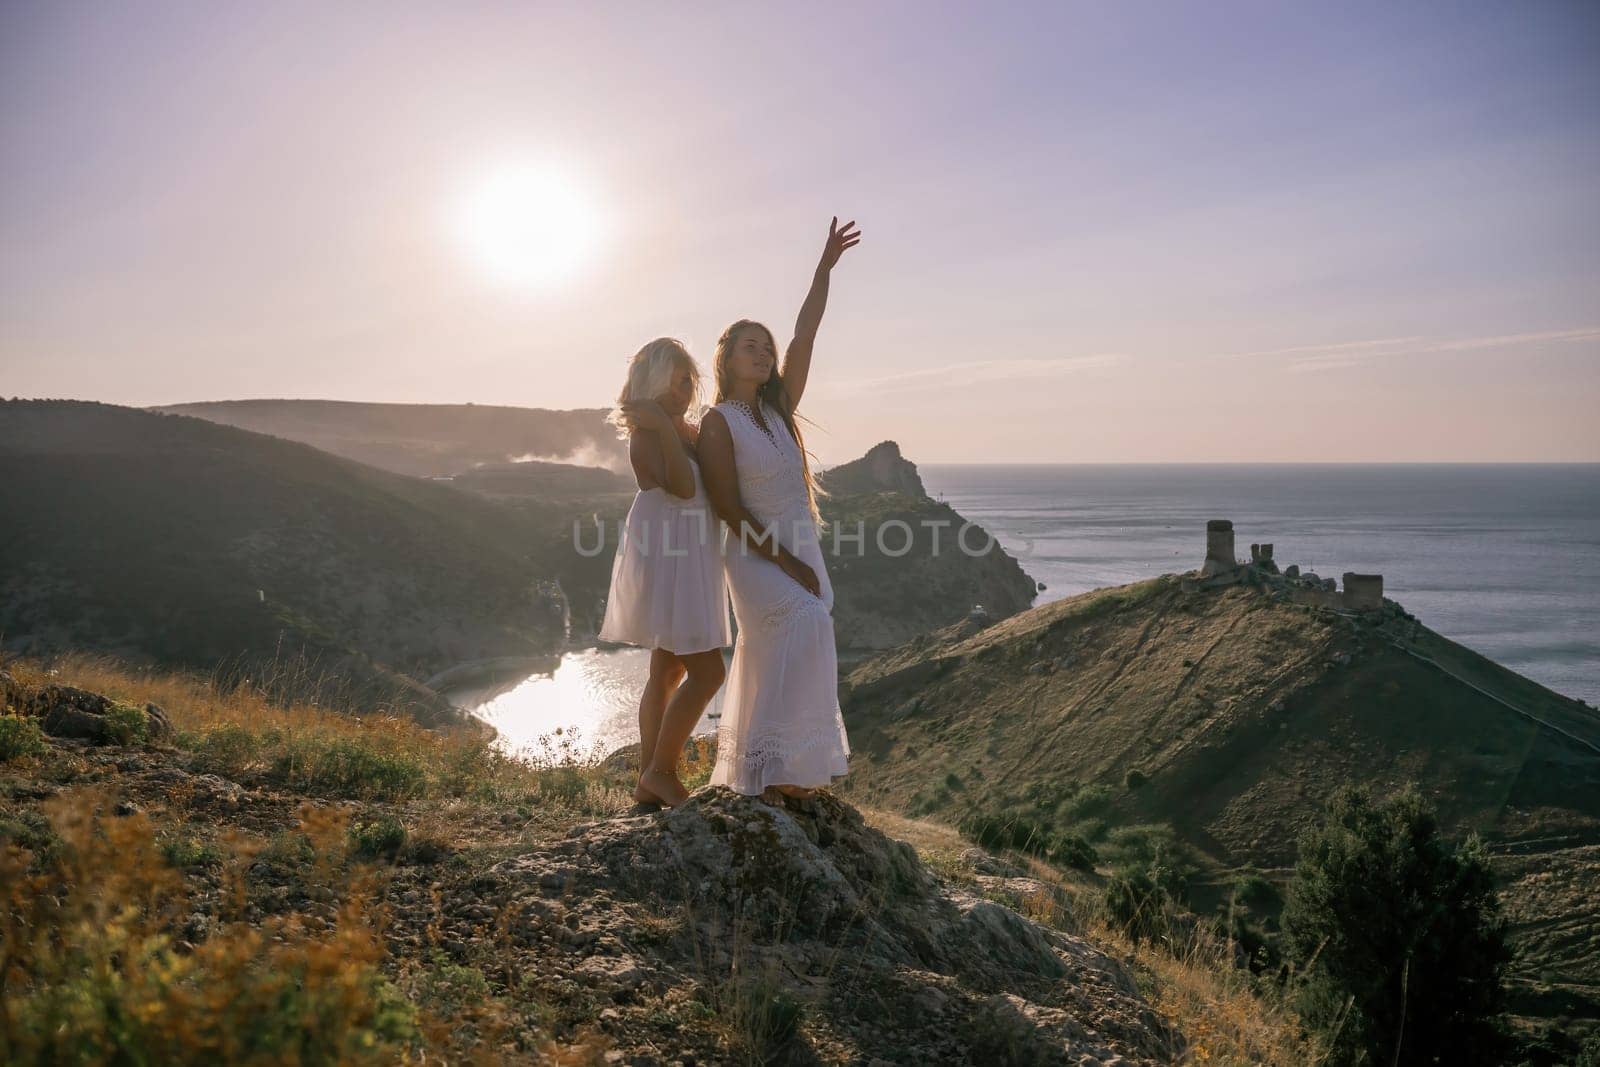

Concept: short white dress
[[597, 453, 733, 655], [708, 398, 850, 794]]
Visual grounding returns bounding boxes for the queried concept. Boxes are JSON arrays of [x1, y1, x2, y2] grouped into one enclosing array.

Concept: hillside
[[155, 399, 626, 478], [0, 400, 572, 721], [836, 540, 1600, 1032], [0, 656, 1294, 1065], [817, 441, 1040, 654]]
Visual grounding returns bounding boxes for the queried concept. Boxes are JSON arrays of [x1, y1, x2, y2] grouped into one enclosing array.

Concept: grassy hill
[[0, 400, 574, 720], [155, 399, 626, 478], [835, 571, 1600, 1033]]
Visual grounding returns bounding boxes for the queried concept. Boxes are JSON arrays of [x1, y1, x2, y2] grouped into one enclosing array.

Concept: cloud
[[826, 353, 1125, 392], [1218, 327, 1600, 373]]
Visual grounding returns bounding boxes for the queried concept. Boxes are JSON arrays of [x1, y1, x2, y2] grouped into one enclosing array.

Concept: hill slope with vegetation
[[836, 572, 1600, 1037], [0, 400, 572, 720]]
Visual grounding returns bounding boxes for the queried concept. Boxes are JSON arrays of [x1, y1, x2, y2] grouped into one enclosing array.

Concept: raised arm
[[781, 216, 861, 411], [697, 409, 821, 596], [623, 401, 696, 499]]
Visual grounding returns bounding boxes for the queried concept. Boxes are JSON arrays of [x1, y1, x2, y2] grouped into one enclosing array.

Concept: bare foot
[[774, 784, 816, 799], [633, 780, 663, 806], [640, 767, 690, 806]]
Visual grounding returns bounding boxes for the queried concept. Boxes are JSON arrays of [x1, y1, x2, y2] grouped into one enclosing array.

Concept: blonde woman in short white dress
[[598, 338, 732, 807], [697, 217, 861, 799]]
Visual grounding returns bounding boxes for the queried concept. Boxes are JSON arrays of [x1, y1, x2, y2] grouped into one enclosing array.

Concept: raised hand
[[818, 216, 861, 272]]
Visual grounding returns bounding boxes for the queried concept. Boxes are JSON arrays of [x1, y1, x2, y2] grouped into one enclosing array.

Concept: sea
[[451, 464, 1600, 760]]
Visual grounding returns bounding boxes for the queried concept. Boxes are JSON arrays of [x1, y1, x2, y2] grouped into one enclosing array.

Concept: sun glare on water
[[455, 165, 605, 288]]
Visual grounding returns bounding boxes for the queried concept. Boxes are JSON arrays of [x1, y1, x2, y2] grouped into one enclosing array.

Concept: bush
[[1104, 867, 1170, 945], [1230, 871, 1281, 912], [1046, 834, 1098, 872], [958, 811, 1052, 857], [0, 714, 48, 762], [158, 830, 223, 870], [1124, 768, 1148, 790], [0, 807, 60, 869], [1212, 908, 1283, 976], [1576, 1029, 1600, 1067], [349, 815, 407, 861], [192, 724, 261, 779], [1281, 784, 1513, 1067], [268, 737, 426, 801], [102, 702, 149, 745]]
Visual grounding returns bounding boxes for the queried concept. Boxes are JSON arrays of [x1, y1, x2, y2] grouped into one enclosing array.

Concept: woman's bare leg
[[641, 649, 726, 806], [635, 650, 685, 803]]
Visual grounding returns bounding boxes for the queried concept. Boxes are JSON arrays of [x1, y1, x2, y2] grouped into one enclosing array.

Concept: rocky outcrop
[[1, 671, 173, 744], [484, 786, 1182, 1064], [819, 441, 928, 498]]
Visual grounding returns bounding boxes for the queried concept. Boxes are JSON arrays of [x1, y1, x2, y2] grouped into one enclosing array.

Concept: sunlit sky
[[3, 2, 1597, 463]]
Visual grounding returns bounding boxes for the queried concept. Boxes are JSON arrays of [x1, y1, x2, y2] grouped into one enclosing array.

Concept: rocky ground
[[2, 671, 1189, 1065]]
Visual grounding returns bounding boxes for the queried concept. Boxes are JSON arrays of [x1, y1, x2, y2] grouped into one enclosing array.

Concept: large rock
[[15, 681, 173, 744], [486, 786, 1181, 1064], [819, 441, 927, 498]]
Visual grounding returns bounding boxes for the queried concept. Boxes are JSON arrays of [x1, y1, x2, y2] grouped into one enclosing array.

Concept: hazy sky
[[3, 1, 1597, 463]]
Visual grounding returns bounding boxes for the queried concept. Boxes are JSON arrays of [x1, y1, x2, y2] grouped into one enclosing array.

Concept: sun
[[454, 165, 605, 288]]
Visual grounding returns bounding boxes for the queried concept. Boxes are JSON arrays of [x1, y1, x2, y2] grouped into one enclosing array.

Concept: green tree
[[1281, 784, 1512, 1066]]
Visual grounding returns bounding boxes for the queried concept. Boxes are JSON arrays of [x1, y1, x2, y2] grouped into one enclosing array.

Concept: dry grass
[[0, 652, 685, 1065], [859, 806, 1317, 1066], [1, 783, 419, 1063]]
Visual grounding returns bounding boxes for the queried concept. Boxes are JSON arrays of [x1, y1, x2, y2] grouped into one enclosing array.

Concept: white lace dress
[[708, 398, 850, 794]]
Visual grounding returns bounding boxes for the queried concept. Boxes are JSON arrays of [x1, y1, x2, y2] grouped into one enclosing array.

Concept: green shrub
[[102, 702, 149, 745], [1211, 907, 1282, 975], [0, 714, 48, 762], [349, 815, 407, 861], [268, 737, 426, 801], [1124, 768, 1148, 790], [1281, 784, 1513, 1066], [1104, 867, 1170, 945], [192, 724, 261, 779], [716, 969, 802, 1062], [158, 831, 223, 870], [958, 811, 1051, 856], [1230, 871, 1281, 912], [0, 808, 61, 867], [1056, 783, 1114, 820], [1046, 834, 1098, 872]]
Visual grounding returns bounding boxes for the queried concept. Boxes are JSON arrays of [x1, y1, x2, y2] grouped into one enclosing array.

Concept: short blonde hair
[[606, 337, 701, 437]]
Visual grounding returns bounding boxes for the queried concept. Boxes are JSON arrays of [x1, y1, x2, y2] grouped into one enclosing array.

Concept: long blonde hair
[[605, 337, 701, 438], [712, 320, 826, 529]]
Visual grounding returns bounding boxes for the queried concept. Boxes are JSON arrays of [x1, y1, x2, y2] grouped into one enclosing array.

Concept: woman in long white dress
[[597, 338, 732, 807], [696, 217, 862, 798]]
